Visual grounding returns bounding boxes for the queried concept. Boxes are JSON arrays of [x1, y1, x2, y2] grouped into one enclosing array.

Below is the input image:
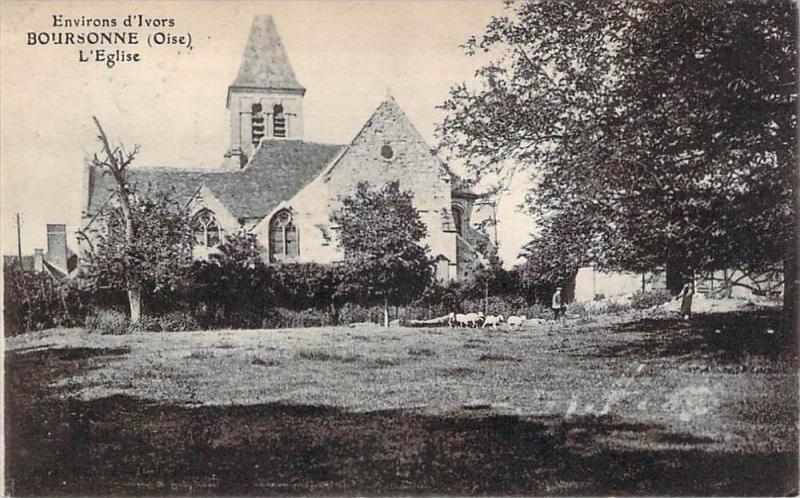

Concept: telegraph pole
[[15, 212, 22, 263]]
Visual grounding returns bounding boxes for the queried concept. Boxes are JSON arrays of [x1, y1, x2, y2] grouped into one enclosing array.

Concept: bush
[[459, 296, 549, 318], [568, 298, 632, 318], [157, 310, 201, 332], [3, 263, 87, 335], [129, 315, 162, 333], [262, 308, 334, 329], [337, 303, 383, 324], [85, 309, 130, 335], [631, 289, 673, 309]]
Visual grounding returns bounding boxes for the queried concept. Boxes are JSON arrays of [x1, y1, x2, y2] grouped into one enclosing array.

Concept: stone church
[[82, 15, 493, 282]]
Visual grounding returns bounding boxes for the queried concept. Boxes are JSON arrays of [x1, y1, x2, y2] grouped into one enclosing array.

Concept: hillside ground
[[5, 309, 798, 495]]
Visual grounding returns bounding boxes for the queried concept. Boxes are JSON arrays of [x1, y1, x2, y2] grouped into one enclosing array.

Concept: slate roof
[[86, 140, 344, 221], [231, 15, 304, 92]]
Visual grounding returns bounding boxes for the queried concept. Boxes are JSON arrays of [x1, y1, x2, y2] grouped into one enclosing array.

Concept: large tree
[[439, 0, 797, 313], [331, 181, 432, 326], [79, 118, 193, 322]]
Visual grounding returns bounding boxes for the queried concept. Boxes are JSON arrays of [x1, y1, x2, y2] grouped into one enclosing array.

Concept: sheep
[[482, 315, 504, 329], [506, 315, 527, 329], [455, 312, 484, 328], [465, 312, 485, 328]]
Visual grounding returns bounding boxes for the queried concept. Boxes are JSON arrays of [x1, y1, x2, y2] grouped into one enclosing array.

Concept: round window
[[381, 144, 394, 159]]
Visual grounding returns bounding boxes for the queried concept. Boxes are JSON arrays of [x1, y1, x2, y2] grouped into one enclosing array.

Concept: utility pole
[[15, 212, 22, 263]]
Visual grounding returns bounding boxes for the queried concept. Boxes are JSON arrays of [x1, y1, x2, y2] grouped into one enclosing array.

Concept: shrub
[[85, 309, 130, 335], [567, 298, 631, 317], [158, 310, 201, 332], [337, 303, 383, 324], [3, 263, 87, 335], [262, 308, 333, 329], [631, 289, 673, 309], [603, 300, 632, 314], [459, 296, 549, 319], [129, 315, 162, 333]]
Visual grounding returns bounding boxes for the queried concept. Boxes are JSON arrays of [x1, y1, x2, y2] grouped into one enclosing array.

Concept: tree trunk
[[784, 249, 797, 321], [383, 294, 389, 327], [484, 281, 489, 315], [128, 285, 142, 324]]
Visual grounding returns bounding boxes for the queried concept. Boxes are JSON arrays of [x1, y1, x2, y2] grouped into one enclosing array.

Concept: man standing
[[552, 286, 565, 320], [678, 280, 694, 320]]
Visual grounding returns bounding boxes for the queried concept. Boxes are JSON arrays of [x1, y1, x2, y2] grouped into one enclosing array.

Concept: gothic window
[[193, 209, 221, 247], [272, 104, 286, 138], [251, 103, 265, 145], [452, 205, 465, 236], [269, 210, 299, 261]]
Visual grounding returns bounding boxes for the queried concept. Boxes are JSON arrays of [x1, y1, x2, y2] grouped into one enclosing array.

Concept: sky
[[1, 0, 535, 266]]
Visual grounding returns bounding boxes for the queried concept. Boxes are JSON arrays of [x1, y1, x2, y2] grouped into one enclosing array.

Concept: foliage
[[438, 0, 797, 310], [85, 309, 130, 335], [3, 262, 87, 335], [331, 181, 432, 325], [189, 231, 272, 327], [262, 308, 335, 329], [460, 296, 548, 319], [630, 289, 674, 310], [272, 263, 341, 311], [80, 189, 193, 312], [153, 310, 202, 332]]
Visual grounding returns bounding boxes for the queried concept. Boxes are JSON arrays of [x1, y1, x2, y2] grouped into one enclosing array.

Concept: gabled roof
[[231, 15, 304, 93], [85, 140, 344, 221]]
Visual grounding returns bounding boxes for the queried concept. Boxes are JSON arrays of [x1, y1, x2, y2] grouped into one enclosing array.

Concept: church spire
[[224, 15, 306, 169], [231, 15, 305, 93]]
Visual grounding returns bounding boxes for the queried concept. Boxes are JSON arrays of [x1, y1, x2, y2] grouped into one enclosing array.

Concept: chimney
[[33, 248, 44, 273], [46, 224, 68, 271]]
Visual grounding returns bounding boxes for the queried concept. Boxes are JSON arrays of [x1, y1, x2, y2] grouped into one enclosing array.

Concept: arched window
[[251, 102, 265, 145], [272, 104, 286, 138], [269, 210, 299, 261], [193, 210, 221, 247], [451, 205, 465, 236]]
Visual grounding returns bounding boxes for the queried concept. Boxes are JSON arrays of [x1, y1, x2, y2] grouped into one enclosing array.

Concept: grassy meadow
[[5, 309, 797, 495]]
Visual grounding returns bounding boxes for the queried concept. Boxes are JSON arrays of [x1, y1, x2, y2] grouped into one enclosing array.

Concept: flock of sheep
[[448, 312, 530, 329]]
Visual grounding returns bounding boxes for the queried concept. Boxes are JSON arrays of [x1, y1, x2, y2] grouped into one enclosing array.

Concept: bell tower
[[224, 15, 306, 169]]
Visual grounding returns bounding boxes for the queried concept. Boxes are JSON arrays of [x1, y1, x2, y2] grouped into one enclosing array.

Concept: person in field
[[678, 280, 695, 320], [552, 286, 565, 320]]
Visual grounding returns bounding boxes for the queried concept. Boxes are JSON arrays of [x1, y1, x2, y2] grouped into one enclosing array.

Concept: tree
[[189, 231, 272, 327], [80, 118, 193, 322], [438, 1, 796, 314], [331, 181, 432, 326]]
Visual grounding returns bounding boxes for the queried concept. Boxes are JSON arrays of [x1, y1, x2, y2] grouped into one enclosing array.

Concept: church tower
[[224, 15, 306, 169]]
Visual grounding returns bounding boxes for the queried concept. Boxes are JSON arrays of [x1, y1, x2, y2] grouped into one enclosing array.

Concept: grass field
[[6, 309, 798, 495]]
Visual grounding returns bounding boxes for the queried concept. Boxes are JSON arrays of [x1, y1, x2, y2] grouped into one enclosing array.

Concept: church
[[82, 15, 494, 282]]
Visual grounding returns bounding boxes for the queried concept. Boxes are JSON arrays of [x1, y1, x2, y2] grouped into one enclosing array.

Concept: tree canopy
[[331, 181, 432, 326], [79, 189, 193, 311], [439, 0, 796, 304]]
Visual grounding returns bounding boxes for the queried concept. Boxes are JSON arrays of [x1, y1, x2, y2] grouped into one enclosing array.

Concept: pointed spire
[[232, 15, 304, 92]]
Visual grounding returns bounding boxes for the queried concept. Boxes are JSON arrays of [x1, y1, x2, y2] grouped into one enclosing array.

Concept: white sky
[[1, 0, 534, 266]]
